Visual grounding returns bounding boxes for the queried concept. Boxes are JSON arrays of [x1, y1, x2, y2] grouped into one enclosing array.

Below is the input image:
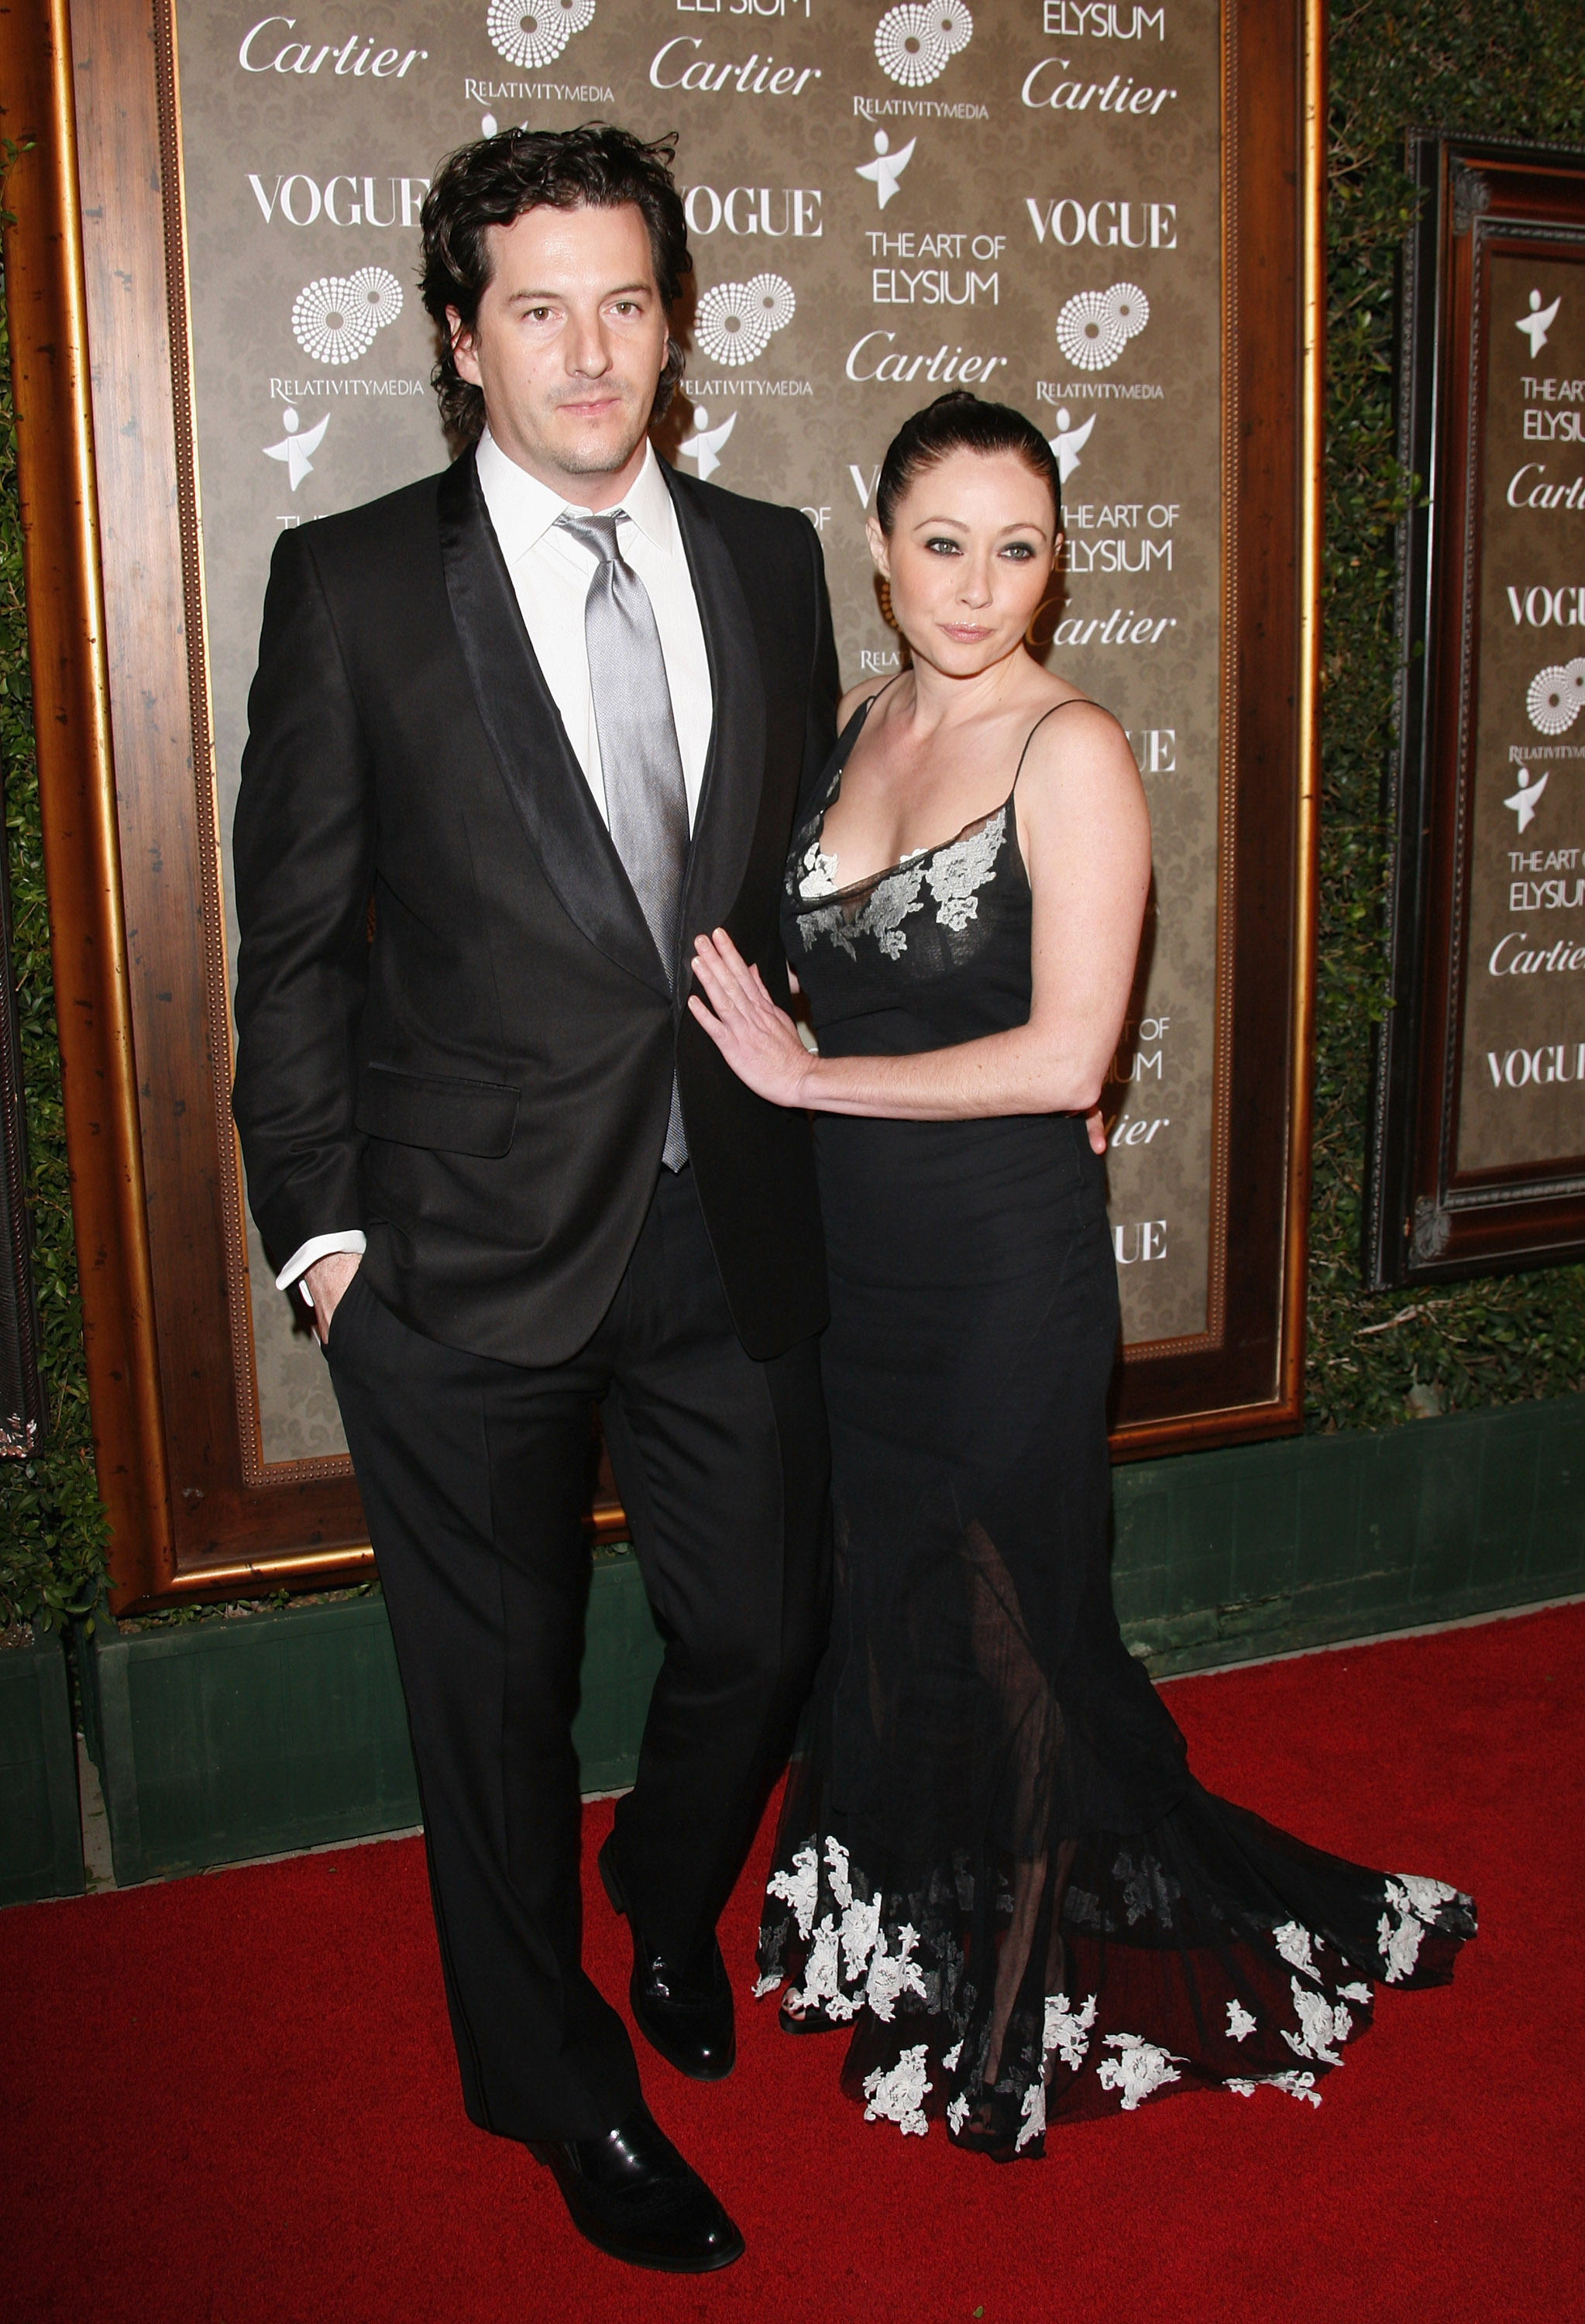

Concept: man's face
[[448, 200, 670, 500]]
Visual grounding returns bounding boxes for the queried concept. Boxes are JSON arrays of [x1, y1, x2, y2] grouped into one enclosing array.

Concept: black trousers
[[325, 1167, 830, 2142]]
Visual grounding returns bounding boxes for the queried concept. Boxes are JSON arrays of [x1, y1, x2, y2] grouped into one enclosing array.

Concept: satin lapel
[[665, 467, 766, 947], [437, 451, 669, 997]]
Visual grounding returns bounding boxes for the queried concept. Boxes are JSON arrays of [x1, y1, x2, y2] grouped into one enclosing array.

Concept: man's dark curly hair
[[419, 122, 691, 450]]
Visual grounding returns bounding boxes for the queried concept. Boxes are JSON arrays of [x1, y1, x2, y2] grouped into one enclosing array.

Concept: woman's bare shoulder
[[1018, 688, 1138, 788], [1014, 690, 1148, 865], [837, 674, 896, 726]]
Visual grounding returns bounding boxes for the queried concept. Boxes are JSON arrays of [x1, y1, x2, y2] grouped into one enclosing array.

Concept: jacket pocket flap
[[356, 1066, 520, 1158]]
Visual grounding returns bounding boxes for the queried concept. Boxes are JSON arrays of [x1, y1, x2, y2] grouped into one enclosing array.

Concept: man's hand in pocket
[[305, 1251, 362, 1346]]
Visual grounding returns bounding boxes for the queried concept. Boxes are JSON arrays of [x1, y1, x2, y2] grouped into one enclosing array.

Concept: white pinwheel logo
[[291, 267, 404, 367], [1054, 281, 1150, 372], [873, 2, 971, 89], [487, 0, 594, 70], [694, 273, 796, 370], [1526, 658, 1585, 735]]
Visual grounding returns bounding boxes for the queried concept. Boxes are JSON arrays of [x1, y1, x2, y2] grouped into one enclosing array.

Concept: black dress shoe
[[528, 2103, 744, 2274], [599, 1836, 737, 2082]]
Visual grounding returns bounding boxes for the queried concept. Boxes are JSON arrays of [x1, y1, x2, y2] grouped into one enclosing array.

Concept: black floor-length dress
[[755, 694, 1475, 2157]]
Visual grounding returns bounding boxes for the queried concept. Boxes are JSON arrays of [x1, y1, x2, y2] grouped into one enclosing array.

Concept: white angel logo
[[1504, 765, 1548, 834], [693, 273, 796, 370], [486, 0, 594, 71], [679, 406, 737, 483], [1048, 405, 1095, 485], [1516, 287, 1561, 358], [263, 404, 330, 491], [857, 130, 916, 211], [1526, 657, 1585, 734], [1055, 282, 1150, 373], [873, 2, 971, 90], [291, 267, 404, 368]]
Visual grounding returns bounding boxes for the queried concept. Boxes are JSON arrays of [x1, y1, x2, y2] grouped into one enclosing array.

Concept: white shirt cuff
[[277, 1230, 367, 1306]]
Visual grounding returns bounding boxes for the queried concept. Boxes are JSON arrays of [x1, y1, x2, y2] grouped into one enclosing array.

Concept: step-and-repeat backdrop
[[170, 0, 1221, 1462]]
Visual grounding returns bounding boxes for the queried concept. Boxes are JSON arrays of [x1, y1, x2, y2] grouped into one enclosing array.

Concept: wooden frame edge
[[1282, 0, 1325, 1426], [1109, 0, 1322, 1458], [0, 0, 172, 1604]]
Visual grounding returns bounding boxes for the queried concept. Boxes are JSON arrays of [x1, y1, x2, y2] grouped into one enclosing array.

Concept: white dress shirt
[[276, 430, 715, 1298], [474, 428, 713, 823]]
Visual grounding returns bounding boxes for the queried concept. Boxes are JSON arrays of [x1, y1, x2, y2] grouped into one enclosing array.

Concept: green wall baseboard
[[1113, 1393, 1585, 1676], [0, 1628, 84, 1905], [76, 1556, 665, 1890], [63, 1394, 1585, 1892]]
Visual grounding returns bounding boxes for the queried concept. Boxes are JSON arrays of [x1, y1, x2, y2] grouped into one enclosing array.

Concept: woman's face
[[868, 447, 1061, 678]]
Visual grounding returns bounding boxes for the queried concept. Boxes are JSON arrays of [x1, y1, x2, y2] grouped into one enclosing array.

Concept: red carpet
[[3, 1604, 1580, 2323]]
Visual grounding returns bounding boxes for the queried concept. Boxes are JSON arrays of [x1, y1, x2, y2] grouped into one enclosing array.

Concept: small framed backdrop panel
[[1368, 135, 1585, 1287], [0, 0, 1320, 1609]]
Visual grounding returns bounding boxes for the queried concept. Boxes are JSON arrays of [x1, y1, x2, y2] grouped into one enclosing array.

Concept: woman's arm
[[689, 700, 1149, 1122]]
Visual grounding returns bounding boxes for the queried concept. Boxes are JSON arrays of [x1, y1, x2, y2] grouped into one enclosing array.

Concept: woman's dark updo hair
[[875, 391, 1062, 535]]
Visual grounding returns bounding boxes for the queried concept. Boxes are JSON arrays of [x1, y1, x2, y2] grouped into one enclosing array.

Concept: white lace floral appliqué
[[795, 1914, 854, 2020], [1096, 2033, 1184, 2111], [1284, 1976, 1353, 2066], [1115, 1848, 1181, 1930], [866, 1923, 927, 2021], [863, 2044, 933, 2136], [765, 1843, 818, 1941], [860, 859, 930, 958], [1377, 1872, 1460, 1982], [771, 1834, 914, 2025], [798, 858, 927, 961], [822, 1836, 883, 1983], [925, 808, 1006, 932], [1016, 2079, 1046, 2153], [796, 806, 1006, 959], [1064, 1888, 1109, 1933], [1271, 1920, 1319, 1975], [1042, 1991, 1098, 2075], [1398, 1872, 1461, 1916], [1012, 1992, 1098, 2150], [796, 840, 842, 899], [1226, 2071, 1322, 2108], [1226, 1999, 1257, 2044]]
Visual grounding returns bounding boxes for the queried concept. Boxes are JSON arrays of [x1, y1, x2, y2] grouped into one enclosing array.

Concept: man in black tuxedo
[[231, 125, 836, 2273]]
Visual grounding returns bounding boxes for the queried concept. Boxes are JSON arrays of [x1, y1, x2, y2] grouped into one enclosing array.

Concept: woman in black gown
[[689, 393, 1473, 2158]]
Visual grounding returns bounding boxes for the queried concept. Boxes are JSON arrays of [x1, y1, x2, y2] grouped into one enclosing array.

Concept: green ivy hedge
[[1310, 2, 1585, 1429], [0, 280, 109, 1626], [2, 8, 1584, 1621]]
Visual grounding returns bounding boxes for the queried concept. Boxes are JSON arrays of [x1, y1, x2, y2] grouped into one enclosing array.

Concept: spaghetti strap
[[832, 669, 905, 759], [859, 670, 905, 722], [1012, 696, 1092, 789]]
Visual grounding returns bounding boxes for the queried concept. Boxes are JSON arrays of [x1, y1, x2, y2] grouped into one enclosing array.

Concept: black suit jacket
[[231, 449, 837, 1365]]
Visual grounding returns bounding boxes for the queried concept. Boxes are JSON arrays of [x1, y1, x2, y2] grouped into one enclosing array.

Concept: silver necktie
[[558, 507, 689, 1170]]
